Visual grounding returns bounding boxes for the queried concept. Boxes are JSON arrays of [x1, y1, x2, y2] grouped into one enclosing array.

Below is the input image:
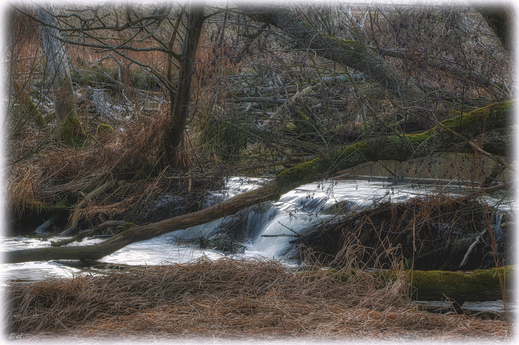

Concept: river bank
[[4, 258, 512, 342]]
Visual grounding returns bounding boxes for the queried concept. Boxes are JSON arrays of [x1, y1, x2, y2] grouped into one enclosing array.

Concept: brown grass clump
[[7, 108, 191, 229], [5, 258, 509, 341]]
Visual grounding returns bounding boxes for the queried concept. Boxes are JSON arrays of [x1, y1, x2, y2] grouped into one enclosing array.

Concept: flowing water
[[1, 177, 514, 313]]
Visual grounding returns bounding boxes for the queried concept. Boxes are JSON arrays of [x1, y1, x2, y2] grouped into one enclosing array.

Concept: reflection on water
[[1, 262, 79, 282]]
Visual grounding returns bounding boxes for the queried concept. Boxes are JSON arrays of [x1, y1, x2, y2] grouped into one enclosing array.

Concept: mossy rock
[[60, 115, 86, 146]]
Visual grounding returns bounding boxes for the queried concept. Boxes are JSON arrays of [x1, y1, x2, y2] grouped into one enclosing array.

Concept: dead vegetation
[[295, 192, 511, 271], [5, 3, 513, 236], [7, 107, 224, 235], [4, 257, 510, 340], [2, 3, 514, 341]]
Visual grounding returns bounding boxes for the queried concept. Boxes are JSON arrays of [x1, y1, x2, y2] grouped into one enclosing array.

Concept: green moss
[[60, 115, 86, 146], [326, 36, 367, 54], [274, 101, 512, 203], [295, 110, 309, 121], [97, 123, 114, 134], [405, 130, 433, 143], [320, 266, 512, 301], [410, 266, 513, 301], [441, 101, 513, 137], [121, 222, 135, 232], [275, 156, 324, 194]]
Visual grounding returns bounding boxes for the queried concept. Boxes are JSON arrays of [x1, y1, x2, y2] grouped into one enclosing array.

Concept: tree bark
[[36, 4, 85, 145], [3, 101, 512, 264], [241, 5, 423, 103], [475, 5, 513, 54], [164, 3, 205, 167]]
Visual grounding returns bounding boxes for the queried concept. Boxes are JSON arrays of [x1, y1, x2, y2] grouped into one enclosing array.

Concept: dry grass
[[295, 193, 498, 271], [5, 258, 510, 341], [7, 107, 171, 220]]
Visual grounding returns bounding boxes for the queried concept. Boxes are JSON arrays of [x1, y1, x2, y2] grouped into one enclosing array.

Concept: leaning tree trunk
[[3, 101, 512, 263], [241, 5, 424, 103], [164, 3, 205, 168], [36, 4, 85, 146], [475, 5, 513, 55]]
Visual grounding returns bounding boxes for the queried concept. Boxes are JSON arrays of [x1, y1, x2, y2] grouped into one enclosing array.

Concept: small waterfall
[[171, 177, 416, 260], [2, 176, 514, 281]]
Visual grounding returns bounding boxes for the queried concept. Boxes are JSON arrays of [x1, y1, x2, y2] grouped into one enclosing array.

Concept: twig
[[459, 229, 486, 267], [52, 221, 126, 247], [277, 221, 301, 237], [262, 83, 322, 128]]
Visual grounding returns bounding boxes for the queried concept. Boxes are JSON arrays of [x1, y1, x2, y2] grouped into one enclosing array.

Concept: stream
[[1, 177, 514, 314]]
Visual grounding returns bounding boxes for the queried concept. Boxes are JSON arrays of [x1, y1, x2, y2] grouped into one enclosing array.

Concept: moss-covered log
[[274, 100, 512, 194], [330, 266, 513, 301], [3, 101, 513, 263], [408, 266, 513, 301]]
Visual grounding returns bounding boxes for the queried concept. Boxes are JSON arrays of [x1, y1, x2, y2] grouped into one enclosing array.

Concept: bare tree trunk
[[36, 4, 85, 145], [475, 5, 513, 54], [164, 3, 205, 168], [3, 101, 512, 264]]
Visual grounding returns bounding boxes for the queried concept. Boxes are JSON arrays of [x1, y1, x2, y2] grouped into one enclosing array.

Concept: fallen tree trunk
[[3, 101, 513, 263], [408, 266, 513, 301], [241, 5, 423, 103], [330, 266, 513, 301]]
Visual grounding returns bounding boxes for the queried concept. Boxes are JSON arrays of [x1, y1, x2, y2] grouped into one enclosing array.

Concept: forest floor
[[5, 258, 512, 343]]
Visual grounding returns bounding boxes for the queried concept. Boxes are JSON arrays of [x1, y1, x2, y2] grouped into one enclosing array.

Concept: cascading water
[[169, 177, 411, 260], [1, 177, 514, 281]]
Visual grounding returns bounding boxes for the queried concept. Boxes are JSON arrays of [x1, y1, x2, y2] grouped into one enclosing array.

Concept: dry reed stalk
[[297, 193, 492, 271]]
